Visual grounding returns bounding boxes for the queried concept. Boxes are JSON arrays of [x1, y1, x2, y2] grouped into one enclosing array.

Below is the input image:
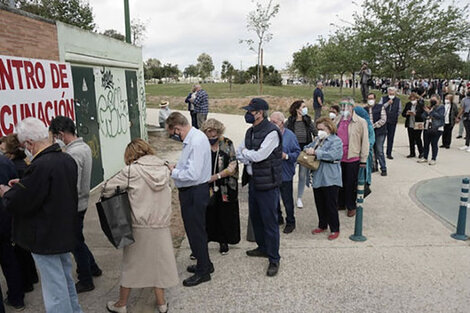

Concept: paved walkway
[[3, 109, 470, 313]]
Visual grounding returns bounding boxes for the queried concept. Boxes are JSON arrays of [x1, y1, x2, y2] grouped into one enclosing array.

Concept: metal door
[[125, 70, 141, 139], [72, 66, 104, 188]]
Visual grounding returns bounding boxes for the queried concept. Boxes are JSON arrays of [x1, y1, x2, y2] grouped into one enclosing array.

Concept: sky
[[88, 0, 468, 75], [87, 0, 361, 74]]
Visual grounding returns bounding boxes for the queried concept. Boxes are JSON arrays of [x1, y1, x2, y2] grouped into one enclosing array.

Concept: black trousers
[[13, 245, 38, 291], [179, 183, 212, 275], [313, 186, 340, 232], [0, 239, 24, 306], [442, 124, 453, 148], [339, 161, 360, 211], [407, 127, 423, 156], [465, 120, 470, 146]]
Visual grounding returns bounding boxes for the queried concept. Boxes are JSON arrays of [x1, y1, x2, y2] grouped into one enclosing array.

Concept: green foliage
[[291, 44, 321, 83], [247, 64, 282, 86], [353, 0, 470, 80], [221, 61, 235, 90], [14, 0, 95, 30], [196, 53, 215, 80], [102, 29, 125, 41], [183, 65, 199, 81], [144, 58, 162, 80]]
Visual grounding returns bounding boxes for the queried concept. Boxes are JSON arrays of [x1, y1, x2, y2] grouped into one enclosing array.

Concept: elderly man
[[237, 98, 283, 277], [165, 112, 213, 287], [313, 82, 324, 121], [49, 116, 102, 293], [379, 87, 401, 159], [188, 84, 209, 128], [270, 111, 300, 234], [0, 117, 82, 313], [365, 93, 388, 176], [360, 61, 372, 103], [334, 98, 369, 217]]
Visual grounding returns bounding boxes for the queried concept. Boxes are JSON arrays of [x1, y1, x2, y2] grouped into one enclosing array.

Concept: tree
[[10, 0, 95, 30], [144, 58, 162, 80], [291, 44, 322, 85], [352, 0, 470, 81], [247, 64, 281, 86], [240, 0, 280, 93], [102, 29, 125, 41], [221, 61, 235, 91], [161, 63, 180, 82], [183, 65, 199, 83], [196, 53, 214, 81], [130, 17, 147, 46]]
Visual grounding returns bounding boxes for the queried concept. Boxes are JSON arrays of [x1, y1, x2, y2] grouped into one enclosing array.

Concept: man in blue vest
[[365, 93, 388, 176], [379, 87, 401, 159], [237, 98, 283, 277]]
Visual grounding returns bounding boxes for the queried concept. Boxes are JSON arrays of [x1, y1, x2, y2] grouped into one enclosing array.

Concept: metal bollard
[[451, 178, 469, 241], [350, 168, 367, 242]]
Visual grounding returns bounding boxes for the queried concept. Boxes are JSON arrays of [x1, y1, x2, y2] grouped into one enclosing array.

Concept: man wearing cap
[[237, 98, 283, 277], [158, 101, 172, 128], [360, 61, 372, 103]]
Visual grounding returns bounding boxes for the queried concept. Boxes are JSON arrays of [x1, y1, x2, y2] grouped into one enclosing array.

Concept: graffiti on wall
[[96, 67, 129, 138], [137, 68, 147, 140]]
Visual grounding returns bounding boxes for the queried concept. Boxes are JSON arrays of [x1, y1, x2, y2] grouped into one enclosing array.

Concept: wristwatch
[[217, 173, 221, 180], [285, 154, 289, 160]]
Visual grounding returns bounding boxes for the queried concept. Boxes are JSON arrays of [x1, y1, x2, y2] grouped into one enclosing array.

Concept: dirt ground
[[147, 95, 313, 115]]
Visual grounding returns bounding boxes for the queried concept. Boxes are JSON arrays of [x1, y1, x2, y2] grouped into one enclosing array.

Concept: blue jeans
[[423, 130, 443, 160], [32, 253, 83, 313], [249, 183, 280, 263], [297, 164, 308, 199], [386, 123, 397, 157], [72, 209, 100, 284], [373, 133, 387, 172], [277, 181, 295, 226]]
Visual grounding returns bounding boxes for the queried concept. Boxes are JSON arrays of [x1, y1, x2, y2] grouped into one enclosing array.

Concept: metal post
[[350, 167, 367, 242], [124, 0, 131, 44], [451, 178, 469, 241]]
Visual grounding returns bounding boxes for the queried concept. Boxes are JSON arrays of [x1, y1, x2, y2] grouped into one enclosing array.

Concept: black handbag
[[96, 165, 134, 249]]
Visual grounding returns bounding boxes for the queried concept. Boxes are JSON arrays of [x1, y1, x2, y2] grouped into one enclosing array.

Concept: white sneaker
[[428, 160, 436, 165], [297, 198, 303, 208], [417, 158, 427, 163], [107, 301, 127, 313], [459, 145, 469, 150], [466, 147, 470, 153]]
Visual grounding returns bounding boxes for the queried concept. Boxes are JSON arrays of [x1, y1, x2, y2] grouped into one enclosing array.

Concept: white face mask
[[389, 95, 396, 100], [301, 107, 308, 116], [329, 112, 337, 120], [367, 100, 375, 106], [411, 100, 417, 105], [24, 148, 33, 161], [317, 130, 328, 140], [55, 138, 66, 148], [445, 100, 451, 105]]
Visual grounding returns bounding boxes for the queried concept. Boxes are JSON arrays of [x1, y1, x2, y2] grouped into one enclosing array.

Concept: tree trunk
[[340, 73, 344, 97], [352, 72, 356, 97], [260, 48, 263, 95]]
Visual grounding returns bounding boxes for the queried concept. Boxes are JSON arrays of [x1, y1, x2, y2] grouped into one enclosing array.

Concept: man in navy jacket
[[379, 87, 401, 159]]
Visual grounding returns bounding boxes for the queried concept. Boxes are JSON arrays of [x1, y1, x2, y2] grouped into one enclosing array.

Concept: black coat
[[2, 144, 78, 255], [0, 155, 18, 240], [286, 115, 317, 148], [402, 100, 425, 128]]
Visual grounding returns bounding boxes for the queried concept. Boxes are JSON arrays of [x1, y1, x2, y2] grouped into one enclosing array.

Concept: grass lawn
[[146, 83, 409, 122]]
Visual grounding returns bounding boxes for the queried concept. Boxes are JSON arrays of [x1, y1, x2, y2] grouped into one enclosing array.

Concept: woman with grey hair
[[201, 118, 240, 255]]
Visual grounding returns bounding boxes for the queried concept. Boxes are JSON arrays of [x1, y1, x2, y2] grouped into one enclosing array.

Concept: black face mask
[[430, 100, 437, 106], [208, 138, 218, 145], [169, 131, 182, 142]]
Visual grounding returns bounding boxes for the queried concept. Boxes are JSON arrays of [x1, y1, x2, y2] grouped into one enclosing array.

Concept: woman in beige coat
[[105, 139, 178, 313]]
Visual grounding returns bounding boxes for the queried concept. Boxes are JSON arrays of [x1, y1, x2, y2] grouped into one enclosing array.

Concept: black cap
[[242, 98, 269, 111]]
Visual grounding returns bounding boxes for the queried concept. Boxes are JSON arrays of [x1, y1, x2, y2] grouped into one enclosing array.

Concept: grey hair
[[16, 117, 49, 143], [340, 97, 355, 106], [270, 111, 285, 122], [388, 87, 396, 92], [317, 81, 323, 87]]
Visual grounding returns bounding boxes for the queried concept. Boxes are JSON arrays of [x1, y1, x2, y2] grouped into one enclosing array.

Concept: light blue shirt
[[171, 127, 211, 188], [305, 134, 343, 189], [236, 130, 279, 175]]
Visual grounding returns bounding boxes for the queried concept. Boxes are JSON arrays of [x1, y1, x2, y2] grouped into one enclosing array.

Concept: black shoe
[[381, 171, 387, 176], [219, 243, 229, 255], [372, 168, 378, 173], [187, 264, 214, 274], [246, 248, 268, 258], [283, 224, 295, 234], [406, 154, 415, 158], [278, 216, 284, 225], [266, 262, 279, 277], [386, 155, 394, 160], [4, 298, 25, 311], [183, 273, 211, 287], [75, 280, 95, 293], [439, 145, 445, 148], [189, 253, 196, 260], [92, 268, 103, 277], [457, 135, 462, 139], [445, 146, 450, 149]]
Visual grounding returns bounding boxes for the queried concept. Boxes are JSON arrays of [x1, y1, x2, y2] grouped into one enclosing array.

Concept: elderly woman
[[1, 134, 38, 293], [105, 139, 178, 313], [402, 92, 425, 158], [441, 94, 459, 149], [201, 119, 240, 255], [304, 117, 343, 240], [334, 97, 369, 217], [418, 95, 445, 165], [285, 100, 317, 210]]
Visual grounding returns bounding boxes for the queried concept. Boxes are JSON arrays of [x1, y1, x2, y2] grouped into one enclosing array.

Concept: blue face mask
[[169, 131, 182, 142], [209, 137, 218, 145], [244, 112, 256, 124]]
